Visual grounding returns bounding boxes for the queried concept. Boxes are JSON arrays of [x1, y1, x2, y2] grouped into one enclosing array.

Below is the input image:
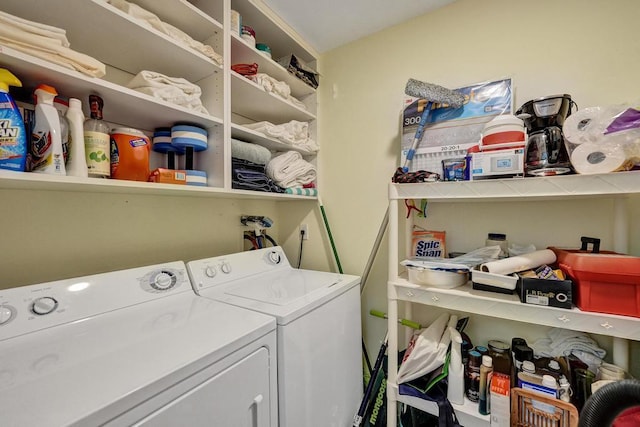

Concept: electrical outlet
[[300, 224, 309, 240]]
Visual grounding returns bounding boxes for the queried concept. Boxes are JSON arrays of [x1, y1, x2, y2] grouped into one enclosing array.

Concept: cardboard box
[[517, 276, 573, 309]]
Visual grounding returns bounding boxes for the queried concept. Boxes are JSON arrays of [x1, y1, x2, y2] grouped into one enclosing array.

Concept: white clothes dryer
[[187, 246, 363, 427], [0, 261, 277, 426]]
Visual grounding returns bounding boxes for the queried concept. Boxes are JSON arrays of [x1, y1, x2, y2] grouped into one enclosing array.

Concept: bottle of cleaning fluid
[[479, 355, 493, 416], [83, 94, 110, 178], [54, 97, 69, 165], [65, 98, 88, 177], [31, 84, 66, 175], [0, 68, 27, 172]]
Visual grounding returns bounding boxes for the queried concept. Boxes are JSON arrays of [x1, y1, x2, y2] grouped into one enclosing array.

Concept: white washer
[[187, 246, 363, 427], [0, 261, 278, 426]]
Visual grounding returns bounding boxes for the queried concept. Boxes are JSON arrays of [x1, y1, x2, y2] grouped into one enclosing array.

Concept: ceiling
[[261, 0, 457, 54]]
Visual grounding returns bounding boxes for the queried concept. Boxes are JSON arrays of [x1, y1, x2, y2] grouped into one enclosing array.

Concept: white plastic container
[[481, 114, 526, 151], [31, 84, 66, 175], [408, 267, 468, 289], [65, 98, 88, 178]]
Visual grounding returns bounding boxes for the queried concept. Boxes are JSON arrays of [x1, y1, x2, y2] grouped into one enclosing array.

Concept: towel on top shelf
[[126, 70, 209, 114], [0, 10, 106, 77], [244, 120, 319, 153], [266, 151, 316, 188], [107, 0, 223, 65]]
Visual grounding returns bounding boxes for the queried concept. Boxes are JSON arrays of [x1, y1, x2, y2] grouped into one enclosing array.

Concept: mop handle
[[402, 101, 433, 171], [369, 309, 421, 330]]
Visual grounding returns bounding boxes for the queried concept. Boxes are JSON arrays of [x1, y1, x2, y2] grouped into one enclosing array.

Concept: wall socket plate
[[300, 224, 309, 240]]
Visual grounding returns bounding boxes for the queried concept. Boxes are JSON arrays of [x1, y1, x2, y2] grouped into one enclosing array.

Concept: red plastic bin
[[549, 238, 640, 318]]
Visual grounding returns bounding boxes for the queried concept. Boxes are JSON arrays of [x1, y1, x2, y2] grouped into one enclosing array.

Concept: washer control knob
[[31, 297, 58, 316], [205, 266, 216, 278], [220, 262, 232, 274], [267, 251, 281, 264], [151, 270, 177, 291], [0, 305, 16, 325]]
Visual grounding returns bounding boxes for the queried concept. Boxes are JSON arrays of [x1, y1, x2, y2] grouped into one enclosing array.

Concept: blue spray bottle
[[0, 68, 27, 172]]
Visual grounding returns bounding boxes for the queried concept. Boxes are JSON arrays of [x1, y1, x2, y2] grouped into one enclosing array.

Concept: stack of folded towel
[[248, 73, 306, 110], [127, 70, 209, 114], [231, 139, 284, 193], [108, 0, 223, 65], [0, 11, 106, 77], [244, 120, 319, 153], [266, 151, 316, 189]]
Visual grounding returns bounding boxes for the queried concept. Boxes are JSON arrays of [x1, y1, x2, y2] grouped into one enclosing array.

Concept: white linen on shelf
[[126, 70, 209, 114], [266, 150, 316, 188]]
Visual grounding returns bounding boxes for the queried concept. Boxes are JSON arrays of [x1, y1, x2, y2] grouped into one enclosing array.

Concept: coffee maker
[[517, 94, 575, 176]]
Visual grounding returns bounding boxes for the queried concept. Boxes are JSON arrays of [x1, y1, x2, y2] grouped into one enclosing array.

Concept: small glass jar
[[488, 339, 512, 376]]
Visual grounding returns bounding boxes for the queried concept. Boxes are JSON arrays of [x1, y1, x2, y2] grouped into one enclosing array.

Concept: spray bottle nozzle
[[0, 68, 22, 92]]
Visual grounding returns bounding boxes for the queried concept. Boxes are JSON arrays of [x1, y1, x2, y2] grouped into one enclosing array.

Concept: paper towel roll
[[480, 249, 556, 275], [570, 142, 631, 174], [563, 107, 609, 145]]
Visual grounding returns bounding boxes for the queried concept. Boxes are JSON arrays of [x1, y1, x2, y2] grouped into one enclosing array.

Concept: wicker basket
[[511, 387, 578, 427]]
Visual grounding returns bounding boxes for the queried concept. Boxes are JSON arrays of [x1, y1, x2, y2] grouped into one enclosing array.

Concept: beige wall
[[318, 0, 640, 373]]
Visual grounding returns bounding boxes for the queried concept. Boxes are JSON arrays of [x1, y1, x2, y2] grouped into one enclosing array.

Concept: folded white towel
[[244, 120, 319, 152], [108, 0, 223, 65], [0, 10, 69, 47], [266, 151, 316, 188], [0, 14, 105, 78], [127, 70, 209, 114], [247, 73, 306, 110]]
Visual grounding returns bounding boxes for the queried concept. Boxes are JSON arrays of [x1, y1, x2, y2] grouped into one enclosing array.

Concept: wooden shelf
[[0, 171, 317, 201], [390, 171, 640, 202], [2, 0, 220, 83], [231, 71, 316, 123], [0, 47, 223, 131], [231, 34, 315, 99], [231, 123, 316, 156]]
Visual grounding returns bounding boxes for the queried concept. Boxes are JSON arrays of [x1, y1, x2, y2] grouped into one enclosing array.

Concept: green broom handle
[[319, 202, 343, 274], [369, 309, 421, 330]]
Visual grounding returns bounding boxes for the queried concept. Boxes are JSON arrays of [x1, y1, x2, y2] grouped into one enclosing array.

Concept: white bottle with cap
[[65, 98, 88, 177], [542, 375, 558, 398], [558, 376, 571, 402], [31, 84, 66, 175]]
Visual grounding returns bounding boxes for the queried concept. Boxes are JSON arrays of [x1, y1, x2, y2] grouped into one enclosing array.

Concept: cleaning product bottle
[[54, 97, 69, 165], [479, 355, 493, 416], [447, 326, 465, 405], [31, 84, 66, 175], [65, 98, 88, 177], [0, 68, 27, 172], [83, 94, 110, 178]]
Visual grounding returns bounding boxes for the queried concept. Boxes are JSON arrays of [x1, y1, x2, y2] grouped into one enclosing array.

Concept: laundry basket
[[511, 388, 578, 427]]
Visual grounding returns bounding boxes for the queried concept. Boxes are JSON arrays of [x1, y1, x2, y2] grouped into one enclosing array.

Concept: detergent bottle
[[0, 68, 27, 172], [31, 84, 66, 175], [65, 98, 88, 177]]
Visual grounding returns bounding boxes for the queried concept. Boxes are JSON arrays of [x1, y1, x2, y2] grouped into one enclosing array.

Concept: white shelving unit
[[386, 171, 640, 427], [0, 0, 318, 200]]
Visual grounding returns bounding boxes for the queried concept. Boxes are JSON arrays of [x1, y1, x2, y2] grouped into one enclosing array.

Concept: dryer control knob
[[220, 262, 232, 274], [31, 297, 58, 316], [267, 251, 281, 264], [205, 266, 216, 278], [0, 305, 16, 325], [151, 270, 177, 291]]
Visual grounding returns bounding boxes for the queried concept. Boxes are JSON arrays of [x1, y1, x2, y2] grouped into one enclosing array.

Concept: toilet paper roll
[[570, 142, 631, 174], [480, 249, 556, 275], [563, 107, 609, 145]]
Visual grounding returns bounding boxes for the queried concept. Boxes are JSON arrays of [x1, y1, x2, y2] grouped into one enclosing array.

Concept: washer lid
[[0, 293, 275, 426], [205, 268, 360, 325]]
